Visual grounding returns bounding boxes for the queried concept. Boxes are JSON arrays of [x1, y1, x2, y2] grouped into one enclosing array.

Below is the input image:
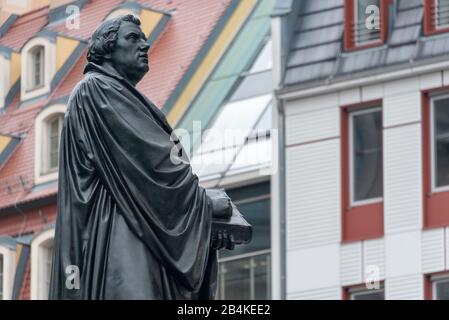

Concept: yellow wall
[[56, 36, 79, 71], [0, 0, 49, 16], [167, 0, 257, 125], [10, 52, 21, 87], [0, 135, 11, 152], [140, 9, 163, 38]]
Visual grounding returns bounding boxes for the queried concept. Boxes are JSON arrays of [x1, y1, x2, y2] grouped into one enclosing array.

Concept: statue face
[[110, 21, 150, 85]]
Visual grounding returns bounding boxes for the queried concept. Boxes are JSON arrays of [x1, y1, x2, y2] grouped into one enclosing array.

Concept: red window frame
[[422, 90, 449, 228], [424, 0, 449, 36], [342, 282, 385, 300], [341, 100, 384, 242], [424, 272, 449, 300], [344, 0, 393, 52]]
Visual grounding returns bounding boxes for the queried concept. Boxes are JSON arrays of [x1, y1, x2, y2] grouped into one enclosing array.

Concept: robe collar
[[83, 62, 136, 87]]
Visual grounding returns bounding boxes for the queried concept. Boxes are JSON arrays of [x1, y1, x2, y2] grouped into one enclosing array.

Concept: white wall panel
[[419, 72, 442, 90], [383, 91, 421, 128], [339, 88, 361, 106], [386, 274, 423, 300], [286, 140, 340, 250], [285, 93, 339, 116], [287, 245, 340, 294], [286, 106, 339, 146], [288, 286, 341, 300], [364, 238, 386, 281], [362, 83, 384, 102], [446, 227, 449, 270], [384, 124, 423, 233], [385, 231, 421, 278], [340, 242, 362, 286], [422, 228, 445, 274], [384, 77, 419, 97], [443, 70, 449, 86]]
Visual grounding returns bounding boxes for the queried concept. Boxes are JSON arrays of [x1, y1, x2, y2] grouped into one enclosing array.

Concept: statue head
[[87, 14, 150, 86]]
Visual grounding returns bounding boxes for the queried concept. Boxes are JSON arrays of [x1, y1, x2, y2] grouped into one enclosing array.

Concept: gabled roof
[[0, 0, 235, 213], [280, 0, 445, 91], [0, 6, 49, 51], [0, 133, 21, 170], [47, 0, 123, 40]]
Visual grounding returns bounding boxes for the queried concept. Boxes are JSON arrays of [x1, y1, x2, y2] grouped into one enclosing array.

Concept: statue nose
[[141, 41, 150, 51]]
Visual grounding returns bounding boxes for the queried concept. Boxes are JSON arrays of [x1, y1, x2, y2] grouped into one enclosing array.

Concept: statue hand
[[211, 229, 235, 250]]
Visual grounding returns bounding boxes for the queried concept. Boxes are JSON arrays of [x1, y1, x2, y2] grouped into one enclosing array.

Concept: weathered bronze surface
[[49, 15, 250, 300]]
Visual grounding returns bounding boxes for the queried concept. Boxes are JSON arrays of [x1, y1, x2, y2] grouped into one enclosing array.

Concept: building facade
[[0, 0, 277, 300], [273, 0, 449, 300]]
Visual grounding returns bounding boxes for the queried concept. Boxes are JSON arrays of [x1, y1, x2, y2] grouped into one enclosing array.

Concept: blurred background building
[[0, 0, 273, 300], [1, 0, 449, 301], [273, 0, 449, 300]]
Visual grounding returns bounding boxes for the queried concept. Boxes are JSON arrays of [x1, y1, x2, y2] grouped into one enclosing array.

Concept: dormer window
[[31, 46, 44, 89], [424, 0, 449, 35], [21, 37, 55, 102], [34, 104, 67, 185], [344, 0, 392, 51]]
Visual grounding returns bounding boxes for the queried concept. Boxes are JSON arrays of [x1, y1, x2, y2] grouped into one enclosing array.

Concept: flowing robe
[[49, 62, 217, 300]]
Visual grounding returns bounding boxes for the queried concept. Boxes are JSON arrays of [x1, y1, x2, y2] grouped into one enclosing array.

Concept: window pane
[[435, 280, 449, 300], [355, 0, 381, 44], [351, 289, 384, 300], [229, 71, 273, 102], [437, 0, 449, 28], [352, 109, 383, 202], [218, 253, 271, 300], [221, 258, 251, 300], [254, 254, 270, 300], [434, 98, 449, 188], [199, 95, 271, 153], [33, 47, 44, 87], [249, 40, 272, 73], [47, 116, 62, 171]]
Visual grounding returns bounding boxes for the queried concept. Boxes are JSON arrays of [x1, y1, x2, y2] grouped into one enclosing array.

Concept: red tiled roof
[[136, 0, 231, 107], [0, 0, 235, 300], [0, 6, 50, 50], [0, 0, 232, 212], [51, 49, 87, 100], [48, 0, 123, 40]]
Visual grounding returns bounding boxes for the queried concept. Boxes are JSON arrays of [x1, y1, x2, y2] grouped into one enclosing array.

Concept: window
[[423, 93, 449, 227], [216, 182, 271, 300], [433, 276, 449, 300], [34, 104, 67, 185], [349, 108, 383, 205], [31, 228, 54, 300], [218, 251, 270, 300], [349, 286, 384, 300], [341, 102, 384, 241], [45, 115, 63, 173], [344, 0, 391, 51], [30, 46, 44, 90], [21, 37, 56, 101], [0, 244, 15, 300], [431, 96, 449, 191], [425, 0, 449, 35]]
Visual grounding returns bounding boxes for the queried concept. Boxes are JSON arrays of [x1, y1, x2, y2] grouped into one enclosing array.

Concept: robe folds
[[49, 62, 218, 300]]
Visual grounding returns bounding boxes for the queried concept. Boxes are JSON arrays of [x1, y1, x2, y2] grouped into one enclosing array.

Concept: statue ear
[[104, 53, 112, 60]]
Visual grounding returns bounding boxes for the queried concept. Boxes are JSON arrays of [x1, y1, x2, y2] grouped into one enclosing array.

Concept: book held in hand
[[212, 205, 253, 245]]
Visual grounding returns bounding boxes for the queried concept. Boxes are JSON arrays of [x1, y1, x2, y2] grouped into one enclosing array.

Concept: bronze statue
[[49, 15, 250, 300]]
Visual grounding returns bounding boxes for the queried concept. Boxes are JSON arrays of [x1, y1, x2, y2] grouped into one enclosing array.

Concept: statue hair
[[87, 14, 141, 64]]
